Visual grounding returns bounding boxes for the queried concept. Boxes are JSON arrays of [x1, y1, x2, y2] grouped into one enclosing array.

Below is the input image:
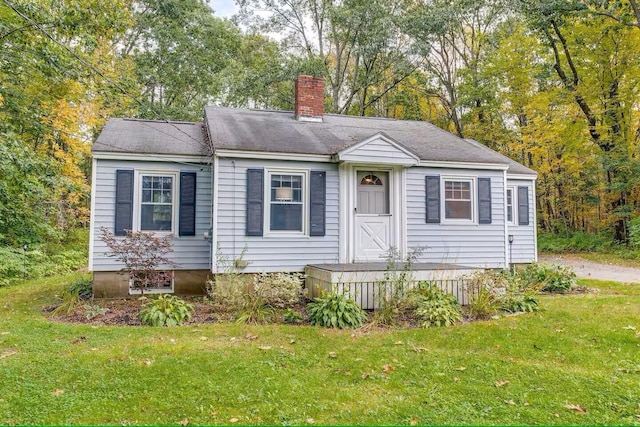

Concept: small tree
[[100, 227, 178, 295]]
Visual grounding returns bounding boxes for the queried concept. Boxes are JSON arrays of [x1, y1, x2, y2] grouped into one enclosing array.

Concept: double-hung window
[[268, 172, 306, 234], [138, 173, 177, 232], [444, 179, 473, 221], [506, 187, 515, 225]]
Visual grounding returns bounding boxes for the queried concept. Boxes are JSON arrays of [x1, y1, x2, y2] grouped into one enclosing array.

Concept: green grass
[[1, 275, 639, 425]]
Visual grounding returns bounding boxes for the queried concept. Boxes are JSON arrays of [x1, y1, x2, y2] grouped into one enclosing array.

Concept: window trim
[[506, 186, 517, 226], [133, 170, 179, 234], [441, 176, 477, 224], [264, 168, 310, 237]]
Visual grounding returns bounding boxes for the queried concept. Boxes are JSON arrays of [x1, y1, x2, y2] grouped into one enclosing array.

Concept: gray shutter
[[114, 170, 134, 236], [478, 178, 492, 224], [518, 186, 529, 225], [179, 172, 197, 236], [310, 170, 326, 236], [246, 168, 264, 236], [425, 175, 441, 223]]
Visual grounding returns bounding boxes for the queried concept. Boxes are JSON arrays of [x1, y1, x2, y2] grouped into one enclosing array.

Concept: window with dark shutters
[[309, 171, 326, 236], [246, 168, 264, 236], [518, 186, 529, 225], [179, 172, 197, 236], [114, 170, 134, 235], [425, 175, 441, 223], [478, 178, 492, 224]]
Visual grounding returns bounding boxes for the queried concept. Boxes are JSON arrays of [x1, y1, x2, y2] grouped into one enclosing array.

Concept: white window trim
[[128, 275, 175, 295], [506, 186, 517, 226], [133, 170, 179, 235], [441, 176, 477, 225], [264, 168, 310, 238]]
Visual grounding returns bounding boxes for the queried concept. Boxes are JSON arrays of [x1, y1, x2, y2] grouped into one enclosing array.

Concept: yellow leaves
[[178, 418, 189, 426], [53, 389, 64, 397]]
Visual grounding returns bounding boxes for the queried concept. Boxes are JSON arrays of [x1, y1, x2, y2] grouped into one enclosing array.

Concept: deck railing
[[326, 278, 472, 309]]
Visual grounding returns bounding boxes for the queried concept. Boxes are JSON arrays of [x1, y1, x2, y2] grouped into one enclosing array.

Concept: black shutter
[[310, 170, 326, 236], [179, 172, 197, 236], [114, 170, 134, 236], [518, 186, 529, 225], [246, 168, 264, 236], [425, 175, 441, 223], [478, 178, 492, 224]]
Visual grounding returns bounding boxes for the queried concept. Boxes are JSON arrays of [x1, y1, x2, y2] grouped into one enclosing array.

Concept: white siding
[[507, 179, 537, 263], [406, 167, 507, 268], [91, 159, 212, 271], [215, 158, 340, 272], [339, 138, 417, 165]]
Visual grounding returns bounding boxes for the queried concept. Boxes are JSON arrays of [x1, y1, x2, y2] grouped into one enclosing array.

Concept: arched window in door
[[360, 174, 383, 186]]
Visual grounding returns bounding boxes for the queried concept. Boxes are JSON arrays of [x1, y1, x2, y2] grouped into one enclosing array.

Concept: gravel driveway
[[539, 254, 640, 283]]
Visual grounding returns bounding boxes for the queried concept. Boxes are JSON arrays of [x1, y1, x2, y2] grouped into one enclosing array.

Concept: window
[[268, 172, 305, 233], [444, 179, 473, 221], [506, 187, 515, 225], [135, 172, 178, 233]]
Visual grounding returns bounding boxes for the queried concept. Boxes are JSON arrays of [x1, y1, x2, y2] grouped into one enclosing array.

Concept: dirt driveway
[[539, 254, 640, 283]]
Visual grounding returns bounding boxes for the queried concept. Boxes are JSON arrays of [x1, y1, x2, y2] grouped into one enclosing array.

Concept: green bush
[[307, 292, 368, 329], [411, 283, 462, 327], [84, 304, 108, 320], [206, 274, 250, 309], [139, 295, 194, 326], [464, 270, 504, 320], [499, 292, 539, 313], [520, 263, 576, 293], [253, 272, 303, 308], [537, 231, 608, 252], [629, 216, 640, 248], [69, 278, 93, 300], [0, 244, 87, 286]]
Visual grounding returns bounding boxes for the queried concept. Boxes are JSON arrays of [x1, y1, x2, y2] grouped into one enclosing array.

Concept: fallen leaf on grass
[[504, 399, 515, 405], [199, 336, 208, 341], [258, 345, 272, 350], [411, 345, 427, 352], [306, 418, 315, 424], [178, 418, 189, 426], [245, 334, 258, 340], [565, 403, 587, 413], [53, 389, 64, 397], [455, 366, 467, 371], [622, 326, 636, 330], [328, 352, 337, 358], [0, 350, 18, 359], [70, 336, 86, 344], [394, 341, 403, 345], [209, 411, 218, 416], [229, 418, 238, 423], [553, 413, 560, 418], [0, 332, 10, 335], [410, 418, 418, 425], [495, 380, 510, 387], [382, 364, 395, 373]]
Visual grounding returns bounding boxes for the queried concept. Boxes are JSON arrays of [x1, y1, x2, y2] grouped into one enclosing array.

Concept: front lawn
[[0, 275, 639, 425]]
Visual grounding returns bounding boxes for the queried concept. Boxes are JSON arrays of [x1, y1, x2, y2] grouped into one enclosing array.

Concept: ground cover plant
[[0, 273, 639, 425]]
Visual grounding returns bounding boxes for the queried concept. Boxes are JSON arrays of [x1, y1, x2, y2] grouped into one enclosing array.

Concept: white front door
[[355, 171, 392, 261]]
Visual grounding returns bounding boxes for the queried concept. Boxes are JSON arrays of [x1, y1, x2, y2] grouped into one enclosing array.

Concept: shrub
[[537, 231, 608, 252], [283, 308, 303, 324], [52, 288, 82, 317], [520, 263, 576, 293], [499, 292, 539, 313], [411, 283, 462, 327], [253, 272, 303, 308], [236, 293, 274, 324], [100, 228, 177, 294], [307, 292, 367, 329], [464, 270, 504, 320], [629, 216, 640, 248], [139, 294, 194, 326], [206, 274, 250, 310], [69, 278, 93, 300]]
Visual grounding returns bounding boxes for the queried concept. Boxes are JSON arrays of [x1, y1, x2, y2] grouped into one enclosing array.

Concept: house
[[89, 75, 537, 299]]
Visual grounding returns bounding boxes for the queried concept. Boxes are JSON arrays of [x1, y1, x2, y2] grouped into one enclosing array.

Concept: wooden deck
[[305, 262, 477, 309]]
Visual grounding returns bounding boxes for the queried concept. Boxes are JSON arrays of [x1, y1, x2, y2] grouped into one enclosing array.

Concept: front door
[[354, 171, 392, 261]]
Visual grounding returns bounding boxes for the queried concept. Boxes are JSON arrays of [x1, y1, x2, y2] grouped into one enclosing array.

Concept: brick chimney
[[295, 75, 324, 122]]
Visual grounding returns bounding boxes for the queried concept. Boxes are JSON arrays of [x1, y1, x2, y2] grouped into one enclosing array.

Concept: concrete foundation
[[92, 270, 210, 298]]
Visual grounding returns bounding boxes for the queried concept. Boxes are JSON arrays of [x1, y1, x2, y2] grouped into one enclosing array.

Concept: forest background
[[2, 0, 640, 281]]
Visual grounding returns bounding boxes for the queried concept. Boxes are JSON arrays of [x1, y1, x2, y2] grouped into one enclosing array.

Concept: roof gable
[[334, 133, 420, 166]]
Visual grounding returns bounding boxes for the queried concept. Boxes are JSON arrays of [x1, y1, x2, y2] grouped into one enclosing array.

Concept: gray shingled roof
[[204, 107, 536, 175], [93, 109, 536, 176], [93, 118, 210, 157]]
